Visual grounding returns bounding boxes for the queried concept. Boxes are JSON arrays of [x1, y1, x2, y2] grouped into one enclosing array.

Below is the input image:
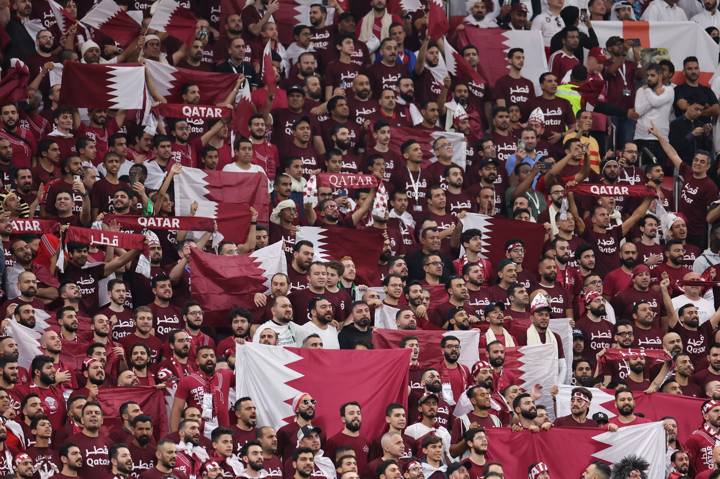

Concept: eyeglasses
[[616, 331, 633, 337]]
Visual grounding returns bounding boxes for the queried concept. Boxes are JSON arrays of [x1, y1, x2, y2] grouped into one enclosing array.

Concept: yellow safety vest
[[556, 83, 582, 115]]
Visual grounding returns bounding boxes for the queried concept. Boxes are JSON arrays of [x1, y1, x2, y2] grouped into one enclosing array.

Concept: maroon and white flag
[[59, 62, 146, 109], [96, 387, 169, 440], [295, 226, 385, 286], [262, 40, 277, 95], [427, 0, 448, 40], [0, 59, 30, 104], [486, 422, 666, 479], [571, 183, 658, 198], [103, 214, 214, 232], [460, 213, 546, 273], [453, 28, 547, 94], [173, 166, 269, 242], [316, 173, 378, 190], [557, 386, 704, 446], [189, 241, 286, 325], [444, 40, 484, 86], [372, 329, 480, 369], [236, 342, 410, 439], [152, 103, 233, 121], [79, 0, 141, 46], [10, 218, 58, 235], [65, 226, 145, 250], [144, 60, 239, 104], [147, 0, 198, 44]]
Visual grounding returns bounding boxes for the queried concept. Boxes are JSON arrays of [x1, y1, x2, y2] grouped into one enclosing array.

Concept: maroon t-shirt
[[635, 242, 664, 269], [678, 163, 719, 237], [97, 306, 135, 342], [61, 263, 105, 314], [325, 432, 371, 474], [324, 60, 361, 91], [346, 97, 378, 129], [139, 467, 177, 479], [492, 74, 535, 109], [611, 287, 665, 323], [90, 178, 128, 214], [366, 62, 407, 94], [554, 415, 598, 428], [692, 367, 720, 390], [445, 191, 474, 216], [283, 142, 323, 178], [120, 333, 164, 365], [128, 441, 157, 476], [490, 130, 517, 164], [44, 179, 84, 218], [390, 167, 429, 215], [27, 445, 60, 479], [575, 316, 614, 367], [150, 302, 183, 340], [317, 118, 364, 153], [68, 432, 111, 475], [287, 266, 309, 294], [671, 321, 714, 365], [631, 324, 664, 349], [530, 283, 571, 318], [231, 425, 259, 454], [271, 108, 314, 155], [523, 96, 575, 136], [582, 225, 623, 277], [467, 287, 493, 321]]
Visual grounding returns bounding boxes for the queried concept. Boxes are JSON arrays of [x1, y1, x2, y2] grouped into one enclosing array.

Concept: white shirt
[[295, 321, 340, 349], [222, 162, 266, 173], [633, 85, 675, 140], [252, 320, 299, 346], [691, 9, 720, 29], [672, 294, 716, 325], [405, 422, 453, 459], [531, 11, 564, 47], [641, 0, 688, 21], [693, 249, 720, 273], [679, 0, 704, 18]]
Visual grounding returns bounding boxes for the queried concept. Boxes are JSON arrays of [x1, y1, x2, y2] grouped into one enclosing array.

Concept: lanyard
[[407, 168, 422, 201]]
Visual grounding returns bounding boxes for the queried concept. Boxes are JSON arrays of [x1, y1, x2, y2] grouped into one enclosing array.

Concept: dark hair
[[340, 401, 360, 416], [211, 426, 234, 442]]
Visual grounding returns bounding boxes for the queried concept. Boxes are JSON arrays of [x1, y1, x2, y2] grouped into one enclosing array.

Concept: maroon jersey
[[283, 141, 322, 178], [97, 306, 135, 342], [678, 164, 719, 238], [635, 242, 664, 268], [324, 60, 361, 91], [174, 369, 234, 428], [346, 97, 378, 128], [554, 415, 598, 428], [150, 303, 183, 340], [90, 178, 128, 214], [581, 225, 623, 277], [671, 321, 714, 364], [0, 127, 36, 169], [611, 287, 665, 323], [575, 316, 614, 367], [523, 96, 575, 136], [317, 118, 364, 153], [120, 333, 164, 364], [490, 130, 517, 163], [27, 445, 60, 479], [531, 283, 571, 318], [231, 425, 258, 454], [492, 74, 535, 109], [686, 427, 718, 475], [390, 167, 428, 214], [68, 432, 110, 475], [631, 324, 664, 349], [366, 62, 406, 94]]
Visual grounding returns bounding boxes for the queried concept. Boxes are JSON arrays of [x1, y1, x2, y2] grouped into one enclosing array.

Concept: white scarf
[[485, 327, 515, 347], [176, 441, 209, 462], [526, 324, 557, 348], [359, 10, 392, 43]]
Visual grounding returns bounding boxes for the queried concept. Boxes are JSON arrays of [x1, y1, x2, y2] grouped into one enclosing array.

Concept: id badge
[[413, 204, 423, 212], [622, 89, 631, 97], [202, 392, 213, 419]]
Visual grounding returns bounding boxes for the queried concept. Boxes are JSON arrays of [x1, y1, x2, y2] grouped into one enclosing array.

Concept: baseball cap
[[606, 35, 624, 48], [588, 46, 609, 63], [287, 85, 304, 95], [418, 392, 439, 404], [572, 329, 585, 339], [478, 157, 499, 168], [529, 295, 551, 314], [298, 425, 322, 440], [483, 301, 505, 316]]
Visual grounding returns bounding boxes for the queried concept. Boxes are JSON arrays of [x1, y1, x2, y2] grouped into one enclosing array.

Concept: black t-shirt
[[673, 83, 718, 118]]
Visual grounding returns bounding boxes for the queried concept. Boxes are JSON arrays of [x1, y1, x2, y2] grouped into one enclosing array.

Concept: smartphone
[[517, 139, 525, 151], [129, 170, 140, 186], [580, 8, 588, 21], [627, 38, 641, 47], [335, 188, 348, 197], [73, 175, 81, 183]]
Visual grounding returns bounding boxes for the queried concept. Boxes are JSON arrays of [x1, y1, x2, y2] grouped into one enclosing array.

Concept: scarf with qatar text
[[65, 226, 145, 250]]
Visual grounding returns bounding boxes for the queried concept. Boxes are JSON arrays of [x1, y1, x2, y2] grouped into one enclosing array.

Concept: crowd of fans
[[0, 0, 719, 476]]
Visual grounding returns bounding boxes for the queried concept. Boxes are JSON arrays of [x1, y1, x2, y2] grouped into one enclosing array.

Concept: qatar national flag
[[427, 0, 448, 40], [96, 387, 169, 440], [272, 0, 337, 44], [592, 21, 719, 85], [486, 422, 666, 479], [444, 40, 484, 86], [147, 0, 198, 44], [460, 213, 545, 273], [59, 62, 146, 109], [0, 59, 30, 104], [80, 0, 141, 47], [453, 28, 547, 94], [236, 342, 410, 439], [189, 241, 287, 324], [372, 329, 480, 370], [295, 226, 385, 286], [262, 40, 277, 95], [173, 166, 269, 242], [145, 59, 239, 104]]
